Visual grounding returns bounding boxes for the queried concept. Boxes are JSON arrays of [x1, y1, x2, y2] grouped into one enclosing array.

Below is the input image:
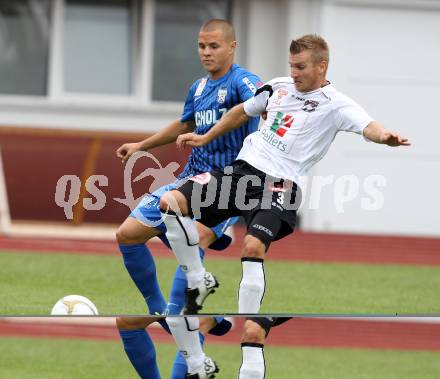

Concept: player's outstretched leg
[[116, 217, 167, 315], [239, 211, 282, 313], [167, 259, 231, 378], [170, 350, 188, 379], [168, 315, 232, 378], [160, 190, 219, 314], [238, 318, 268, 379], [238, 235, 266, 313], [166, 316, 219, 379], [117, 317, 161, 379], [239, 317, 292, 378]]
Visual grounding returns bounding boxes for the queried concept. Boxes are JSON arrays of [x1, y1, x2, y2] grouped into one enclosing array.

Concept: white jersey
[[238, 77, 373, 185]]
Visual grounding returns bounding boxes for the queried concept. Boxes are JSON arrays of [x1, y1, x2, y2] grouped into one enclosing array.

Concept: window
[[152, 0, 231, 101], [0, 0, 234, 103], [63, 0, 133, 95], [0, 0, 51, 96]]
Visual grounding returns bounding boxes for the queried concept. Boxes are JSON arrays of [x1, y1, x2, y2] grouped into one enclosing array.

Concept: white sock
[[238, 259, 265, 313], [162, 211, 205, 287], [239, 343, 265, 378], [166, 316, 205, 373]]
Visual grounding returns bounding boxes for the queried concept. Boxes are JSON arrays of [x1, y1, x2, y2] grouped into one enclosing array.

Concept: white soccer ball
[[51, 295, 98, 315]]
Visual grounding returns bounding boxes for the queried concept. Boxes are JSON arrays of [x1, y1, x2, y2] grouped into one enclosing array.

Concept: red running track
[[1, 228, 440, 266], [1, 318, 440, 351]]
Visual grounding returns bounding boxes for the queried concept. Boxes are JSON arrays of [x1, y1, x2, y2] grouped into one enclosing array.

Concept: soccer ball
[[51, 295, 98, 315]]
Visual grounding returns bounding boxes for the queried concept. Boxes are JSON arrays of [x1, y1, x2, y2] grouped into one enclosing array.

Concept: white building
[[0, 0, 439, 236]]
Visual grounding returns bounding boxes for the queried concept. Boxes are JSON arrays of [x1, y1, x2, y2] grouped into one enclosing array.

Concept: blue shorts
[[130, 183, 238, 250]]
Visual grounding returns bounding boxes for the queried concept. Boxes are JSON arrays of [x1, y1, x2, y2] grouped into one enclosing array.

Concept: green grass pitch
[[0, 337, 439, 379], [1, 250, 440, 314]]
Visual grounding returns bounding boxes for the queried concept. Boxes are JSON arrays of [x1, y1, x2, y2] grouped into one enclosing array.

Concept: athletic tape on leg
[[239, 259, 265, 313], [162, 211, 205, 287], [166, 316, 205, 373]]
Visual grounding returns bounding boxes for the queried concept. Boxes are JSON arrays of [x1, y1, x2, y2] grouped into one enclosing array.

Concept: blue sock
[[119, 243, 167, 315], [119, 329, 161, 379], [166, 266, 187, 315], [170, 351, 187, 379], [170, 333, 205, 379]]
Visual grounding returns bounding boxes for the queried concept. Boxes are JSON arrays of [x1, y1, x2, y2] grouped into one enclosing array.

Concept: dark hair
[[200, 19, 236, 41]]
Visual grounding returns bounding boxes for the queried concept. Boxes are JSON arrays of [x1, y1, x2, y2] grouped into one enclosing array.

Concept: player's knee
[[116, 226, 131, 245], [116, 316, 134, 330], [160, 191, 189, 216], [242, 320, 266, 344], [116, 316, 136, 330], [116, 221, 157, 245], [116, 225, 142, 245], [159, 195, 169, 212], [116, 316, 155, 330], [241, 235, 265, 259]]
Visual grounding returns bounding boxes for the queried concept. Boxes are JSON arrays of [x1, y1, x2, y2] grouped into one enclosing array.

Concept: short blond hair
[[290, 34, 329, 65]]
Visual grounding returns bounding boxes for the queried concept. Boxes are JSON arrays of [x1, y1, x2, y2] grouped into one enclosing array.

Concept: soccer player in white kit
[[160, 34, 410, 378]]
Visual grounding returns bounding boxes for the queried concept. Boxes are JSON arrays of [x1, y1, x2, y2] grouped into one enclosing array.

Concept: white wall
[[1, 0, 439, 236], [0, 96, 179, 132], [299, 0, 440, 236], [244, 0, 289, 82], [241, 0, 440, 236]]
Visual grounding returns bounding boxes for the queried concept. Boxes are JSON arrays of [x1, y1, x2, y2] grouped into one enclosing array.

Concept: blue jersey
[[179, 64, 261, 178]]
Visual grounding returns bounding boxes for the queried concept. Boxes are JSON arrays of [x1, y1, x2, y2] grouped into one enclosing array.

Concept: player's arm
[[177, 104, 249, 149], [116, 120, 195, 162], [136, 119, 195, 150], [363, 121, 410, 147]]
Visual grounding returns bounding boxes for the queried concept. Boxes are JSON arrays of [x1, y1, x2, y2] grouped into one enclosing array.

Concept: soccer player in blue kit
[[115, 19, 261, 378]]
